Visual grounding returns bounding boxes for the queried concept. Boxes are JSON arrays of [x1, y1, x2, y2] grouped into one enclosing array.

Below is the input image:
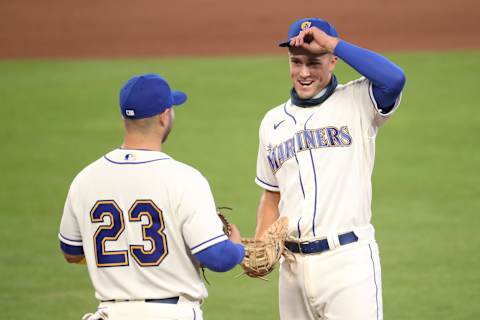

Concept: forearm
[[255, 190, 280, 238], [334, 40, 406, 109], [63, 253, 85, 264], [194, 240, 245, 272]]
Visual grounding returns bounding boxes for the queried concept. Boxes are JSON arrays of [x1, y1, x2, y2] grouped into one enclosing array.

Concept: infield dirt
[[0, 0, 479, 58]]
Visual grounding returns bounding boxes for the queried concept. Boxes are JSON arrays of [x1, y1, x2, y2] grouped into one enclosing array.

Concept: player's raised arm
[[291, 26, 406, 112]]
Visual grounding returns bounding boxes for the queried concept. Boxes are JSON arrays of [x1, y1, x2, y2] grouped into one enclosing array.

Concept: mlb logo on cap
[[119, 73, 187, 120], [279, 17, 338, 47]]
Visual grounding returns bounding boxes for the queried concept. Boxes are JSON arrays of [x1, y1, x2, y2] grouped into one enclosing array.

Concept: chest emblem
[[267, 125, 353, 173]]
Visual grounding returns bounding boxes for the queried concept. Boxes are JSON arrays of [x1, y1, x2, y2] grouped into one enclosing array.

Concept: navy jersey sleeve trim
[[60, 241, 85, 255], [58, 233, 83, 248], [190, 234, 228, 253], [255, 177, 280, 192], [255, 176, 279, 188], [58, 233, 82, 243]]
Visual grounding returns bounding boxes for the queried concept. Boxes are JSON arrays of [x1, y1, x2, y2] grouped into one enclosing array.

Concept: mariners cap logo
[[301, 21, 312, 30]]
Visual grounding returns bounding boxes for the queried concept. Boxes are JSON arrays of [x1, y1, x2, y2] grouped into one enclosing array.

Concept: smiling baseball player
[[254, 18, 406, 319], [59, 73, 244, 320]]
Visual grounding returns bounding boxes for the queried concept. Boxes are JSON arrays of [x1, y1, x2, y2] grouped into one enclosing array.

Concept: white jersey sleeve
[[255, 117, 280, 192], [58, 185, 84, 254], [354, 77, 402, 130], [178, 171, 228, 254]]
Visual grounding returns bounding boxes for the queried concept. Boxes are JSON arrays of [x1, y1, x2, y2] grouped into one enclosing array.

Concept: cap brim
[[278, 39, 292, 47], [172, 90, 187, 106]]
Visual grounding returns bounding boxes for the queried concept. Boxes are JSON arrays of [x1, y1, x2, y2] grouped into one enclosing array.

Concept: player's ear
[[328, 55, 338, 72], [158, 108, 172, 127]]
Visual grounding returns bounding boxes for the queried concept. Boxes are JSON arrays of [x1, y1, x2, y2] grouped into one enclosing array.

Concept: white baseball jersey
[[256, 78, 401, 239], [59, 149, 227, 301]]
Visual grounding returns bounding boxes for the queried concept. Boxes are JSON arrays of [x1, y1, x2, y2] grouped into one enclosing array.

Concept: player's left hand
[[289, 27, 340, 54]]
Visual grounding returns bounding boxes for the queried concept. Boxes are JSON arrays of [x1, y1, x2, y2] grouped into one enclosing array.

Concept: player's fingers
[[232, 224, 241, 236], [297, 30, 306, 46], [291, 36, 298, 47], [298, 33, 304, 46], [296, 35, 302, 47], [229, 224, 242, 243], [295, 30, 305, 46], [290, 36, 299, 47]]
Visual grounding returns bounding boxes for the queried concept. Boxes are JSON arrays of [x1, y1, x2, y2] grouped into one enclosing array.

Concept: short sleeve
[[255, 120, 280, 192], [58, 187, 84, 255], [179, 173, 227, 255], [355, 77, 402, 129]]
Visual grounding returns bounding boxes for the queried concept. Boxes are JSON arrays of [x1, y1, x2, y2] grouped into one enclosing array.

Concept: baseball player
[[254, 18, 406, 319], [58, 73, 245, 320]]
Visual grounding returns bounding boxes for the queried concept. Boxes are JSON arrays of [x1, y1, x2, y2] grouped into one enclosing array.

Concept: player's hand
[[289, 27, 340, 54], [228, 223, 242, 244]]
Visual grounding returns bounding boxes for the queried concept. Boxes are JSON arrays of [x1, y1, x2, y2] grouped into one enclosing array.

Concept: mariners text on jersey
[[267, 125, 352, 173]]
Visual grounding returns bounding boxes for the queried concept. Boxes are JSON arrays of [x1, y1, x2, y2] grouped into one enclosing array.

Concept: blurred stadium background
[[0, 0, 479, 319]]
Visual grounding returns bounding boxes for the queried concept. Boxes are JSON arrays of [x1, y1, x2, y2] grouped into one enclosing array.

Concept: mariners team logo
[[301, 21, 312, 30], [266, 125, 353, 173]]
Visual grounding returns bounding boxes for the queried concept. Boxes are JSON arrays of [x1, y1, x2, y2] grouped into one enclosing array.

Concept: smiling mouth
[[298, 80, 314, 87]]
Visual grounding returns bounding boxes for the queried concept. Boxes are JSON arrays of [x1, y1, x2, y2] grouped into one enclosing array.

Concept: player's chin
[[295, 85, 317, 99]]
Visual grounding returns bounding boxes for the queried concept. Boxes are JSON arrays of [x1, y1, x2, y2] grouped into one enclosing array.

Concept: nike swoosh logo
[[274, 120, 285, 130]]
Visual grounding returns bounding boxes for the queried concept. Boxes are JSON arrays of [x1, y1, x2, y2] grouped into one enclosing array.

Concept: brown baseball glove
[[217, 206, 232, 236], [240, 217, 289, 279]]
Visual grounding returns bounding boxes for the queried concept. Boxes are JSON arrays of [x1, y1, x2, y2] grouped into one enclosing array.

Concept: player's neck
[[122, 134, 162, 152], [291, 74, 338, 108]]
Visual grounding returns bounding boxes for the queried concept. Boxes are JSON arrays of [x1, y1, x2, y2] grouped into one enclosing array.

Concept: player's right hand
[[228, 223, 242, 244], [289, 27, 340, 54]]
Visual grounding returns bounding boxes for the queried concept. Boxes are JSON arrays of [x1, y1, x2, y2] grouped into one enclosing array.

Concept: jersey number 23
[[90, 199, 168, 268]]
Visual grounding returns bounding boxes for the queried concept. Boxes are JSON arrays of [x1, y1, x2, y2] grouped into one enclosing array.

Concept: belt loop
[[297, 242, 302, 254], [326, 233, 339, 250], [332, 233, 341, 249]]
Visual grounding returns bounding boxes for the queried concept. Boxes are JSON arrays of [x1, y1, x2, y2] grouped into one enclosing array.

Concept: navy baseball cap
[[119, 73, 187, 119], [278, 18, 338, 47]]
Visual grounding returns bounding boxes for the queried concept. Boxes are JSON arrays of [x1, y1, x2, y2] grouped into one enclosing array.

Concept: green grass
[[0, 51, 479, 319]]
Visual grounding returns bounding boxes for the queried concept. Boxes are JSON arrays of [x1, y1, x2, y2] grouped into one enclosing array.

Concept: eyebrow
[[289, 56, 323, 63]]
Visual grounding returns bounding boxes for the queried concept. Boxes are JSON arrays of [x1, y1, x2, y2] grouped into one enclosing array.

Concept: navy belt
[[285, 231, 358, 254], [102, 297, 179, 304]]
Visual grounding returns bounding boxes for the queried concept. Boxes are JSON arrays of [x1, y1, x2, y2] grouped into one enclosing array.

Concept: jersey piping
[[103, 156, 170, 165]]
